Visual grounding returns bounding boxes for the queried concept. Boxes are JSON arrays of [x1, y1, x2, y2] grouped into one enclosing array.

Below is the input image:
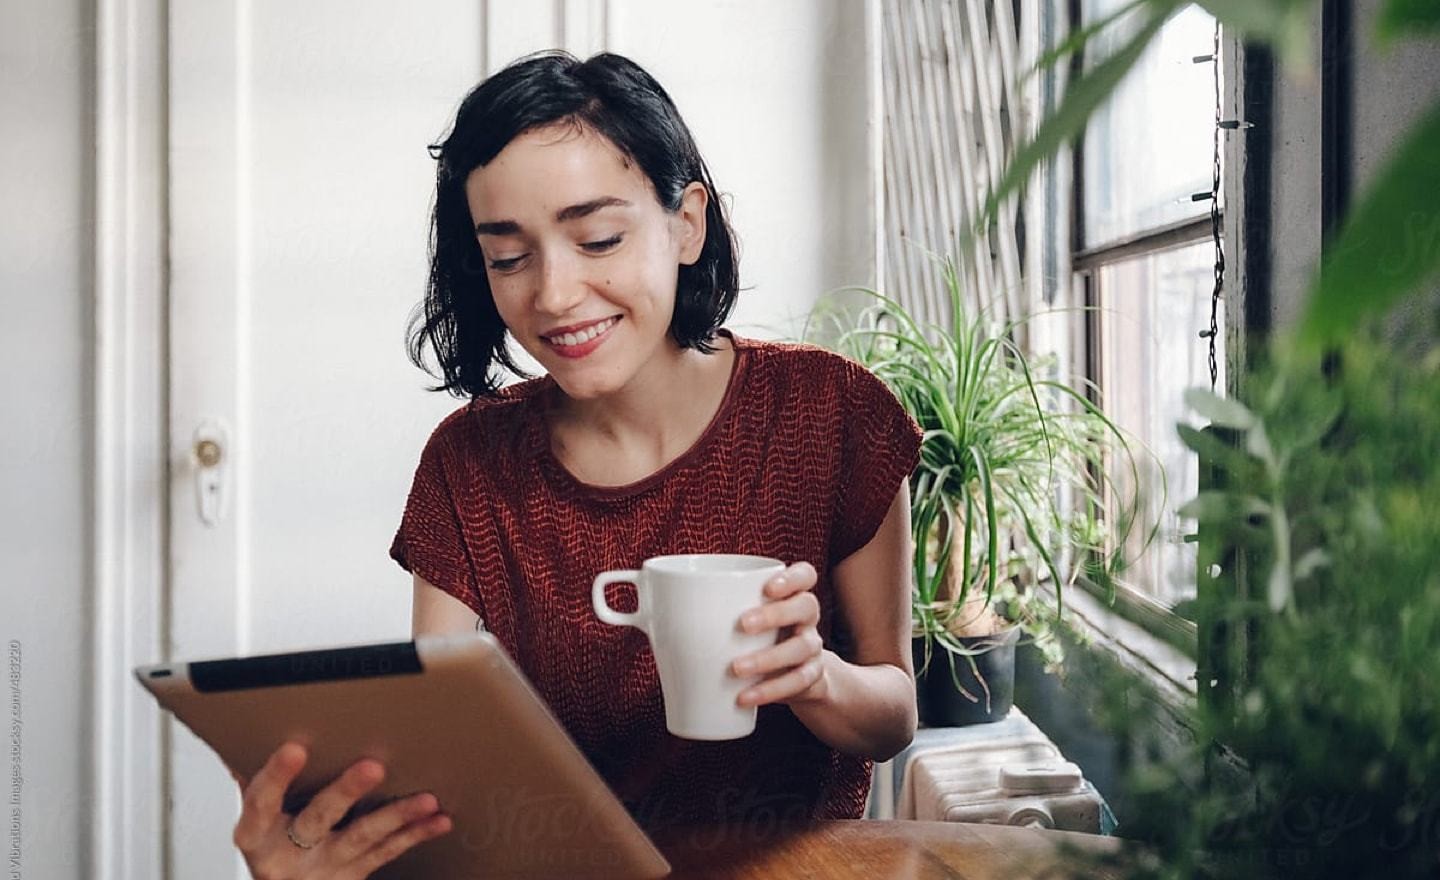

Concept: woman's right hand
[[230, 741, 453, 880]]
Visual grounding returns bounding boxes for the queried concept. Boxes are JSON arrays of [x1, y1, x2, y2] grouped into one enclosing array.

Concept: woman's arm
[[732, 484, 918, 762], [411, 574, 483, 637], [788, 483, 917, 761]]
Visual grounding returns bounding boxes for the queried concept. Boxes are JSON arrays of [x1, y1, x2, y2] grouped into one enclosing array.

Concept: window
[[876, 0, 1226, 651], [1080, 2, 1217, 247], [1089, 241, 1222, 609], [1073, 2, 1223, 624]]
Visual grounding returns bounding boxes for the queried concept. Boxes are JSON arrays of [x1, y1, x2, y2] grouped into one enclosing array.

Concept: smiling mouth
[[541, 316, 621, 347]]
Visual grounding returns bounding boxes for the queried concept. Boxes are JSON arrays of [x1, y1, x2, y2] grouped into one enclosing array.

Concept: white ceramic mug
[[592, 554, 785, 740]]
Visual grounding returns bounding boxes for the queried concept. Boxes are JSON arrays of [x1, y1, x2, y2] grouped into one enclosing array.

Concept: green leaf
[[971, 445, 1000, 606], [1245, 421, 1277, 470], [978, 1, 1177, 229], [1301, 98, 1440, 347], [1020, 0, 1148, 83], [1176, 423, 1255, 474], [1184, 388, 1257, 430], [1177, 491, 1270, 521], [1267, 562, 1292, 612], [1377, 0, 1440, 42], [1293, 548, 1330, 580]]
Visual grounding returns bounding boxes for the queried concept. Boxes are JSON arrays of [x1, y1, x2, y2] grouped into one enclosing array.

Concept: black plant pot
[[912, 626, 1021, 726]]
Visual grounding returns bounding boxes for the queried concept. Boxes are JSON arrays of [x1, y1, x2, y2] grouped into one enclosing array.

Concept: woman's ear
[[675, 182, 709, 266]]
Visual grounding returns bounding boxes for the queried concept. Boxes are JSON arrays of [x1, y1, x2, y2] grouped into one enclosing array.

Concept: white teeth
[[548, 317, 615, 347]]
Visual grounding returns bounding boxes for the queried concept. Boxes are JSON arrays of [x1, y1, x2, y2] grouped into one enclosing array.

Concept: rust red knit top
[[389, 330, 922, 831]]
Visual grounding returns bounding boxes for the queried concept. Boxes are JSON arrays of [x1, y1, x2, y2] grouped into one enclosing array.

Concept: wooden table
[[651, 820, 1130, 879]]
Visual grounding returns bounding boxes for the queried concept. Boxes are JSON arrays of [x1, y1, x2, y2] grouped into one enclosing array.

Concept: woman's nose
[[533, 252, 587, 316]]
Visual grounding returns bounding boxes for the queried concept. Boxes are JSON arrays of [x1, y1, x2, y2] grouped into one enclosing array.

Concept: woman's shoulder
[[729, 331, 864, 377], [419, 376, 550, 464], [729, 331, 882, 397]]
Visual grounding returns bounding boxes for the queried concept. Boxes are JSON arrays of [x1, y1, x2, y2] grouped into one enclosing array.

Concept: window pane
[[1095, 240, 1222, 608], [1081, 2, 1216, 248]]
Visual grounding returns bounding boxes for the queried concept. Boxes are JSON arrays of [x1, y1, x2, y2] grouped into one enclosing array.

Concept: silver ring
[[286, 820, 318, 850]]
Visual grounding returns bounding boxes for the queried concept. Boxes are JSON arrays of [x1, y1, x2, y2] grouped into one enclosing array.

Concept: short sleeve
[[828, 363, 923, 564], [389, 426, 485, 618]]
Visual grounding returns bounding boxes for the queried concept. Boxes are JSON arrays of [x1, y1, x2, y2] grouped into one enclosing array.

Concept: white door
[[163, 2, 871, 877]]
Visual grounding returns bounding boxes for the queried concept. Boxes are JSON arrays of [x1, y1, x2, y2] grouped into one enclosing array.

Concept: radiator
[[866, 706, 1116, 834]]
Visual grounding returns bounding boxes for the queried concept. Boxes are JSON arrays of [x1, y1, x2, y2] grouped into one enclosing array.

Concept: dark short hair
[[406, 50, 740, 398]]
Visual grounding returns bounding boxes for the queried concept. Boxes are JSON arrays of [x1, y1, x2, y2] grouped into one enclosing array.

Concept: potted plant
[[1049, 327, 1440, 880], [812, 260, 1157, 725]]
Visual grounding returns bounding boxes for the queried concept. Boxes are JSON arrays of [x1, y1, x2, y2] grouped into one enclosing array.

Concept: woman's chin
[[548, 371, 620, 403]]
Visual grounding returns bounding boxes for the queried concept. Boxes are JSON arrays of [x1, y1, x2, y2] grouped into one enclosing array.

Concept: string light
[[1196, 19, 1226, 392]]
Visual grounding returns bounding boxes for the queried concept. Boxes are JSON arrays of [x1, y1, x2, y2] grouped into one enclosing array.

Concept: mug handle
[[592, 570, 646, 630]]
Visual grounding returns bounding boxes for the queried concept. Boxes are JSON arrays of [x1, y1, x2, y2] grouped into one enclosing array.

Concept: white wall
[[1, 0, 94, 876], [609, 0, 876, 338]]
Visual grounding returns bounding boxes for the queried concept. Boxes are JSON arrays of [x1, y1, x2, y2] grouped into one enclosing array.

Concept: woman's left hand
[[731, 561, 831, 708]]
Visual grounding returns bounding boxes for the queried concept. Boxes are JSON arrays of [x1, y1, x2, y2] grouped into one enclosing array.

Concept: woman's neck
[[545, 335, 737, 478]]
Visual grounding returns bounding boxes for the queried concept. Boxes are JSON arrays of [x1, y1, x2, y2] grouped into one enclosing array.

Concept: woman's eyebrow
[[555, 196, 631, 222], [473, 196, 632, 236]]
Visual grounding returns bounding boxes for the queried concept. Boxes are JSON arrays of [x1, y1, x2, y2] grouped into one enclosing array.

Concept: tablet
[[134, 632, 671, 879]]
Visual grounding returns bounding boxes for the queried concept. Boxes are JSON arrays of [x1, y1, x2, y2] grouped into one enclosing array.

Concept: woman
[[230, 50, 921, 879]]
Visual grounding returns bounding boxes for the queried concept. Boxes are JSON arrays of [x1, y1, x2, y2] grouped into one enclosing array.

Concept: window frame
[[1065, 2, 1225, 659], [1073, 236, 1209, 659]]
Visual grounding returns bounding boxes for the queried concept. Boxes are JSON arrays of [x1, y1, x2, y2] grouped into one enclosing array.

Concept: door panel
[[167, 3, 485, 875]]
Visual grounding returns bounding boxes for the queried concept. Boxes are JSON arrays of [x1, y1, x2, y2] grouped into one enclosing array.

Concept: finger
[[733, 629, 823, 678], [352, 809, 454, 877], [738, 656, 827, 707], [234, 742, 307, 850], [289, 757, 387, 846], [740, 591, 819, 634], [329, 790, 443, 863], [764, 562, 818, 599]]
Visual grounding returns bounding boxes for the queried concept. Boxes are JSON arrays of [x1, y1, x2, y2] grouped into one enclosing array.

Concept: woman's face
[[464, 124, 708, 401]]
